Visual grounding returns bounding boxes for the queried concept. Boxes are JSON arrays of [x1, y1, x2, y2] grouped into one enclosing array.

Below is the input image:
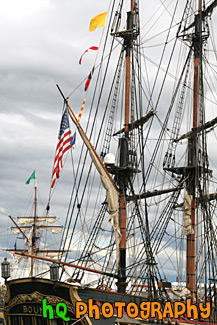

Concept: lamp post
[[50, 262, 59, 281], [1, 258, 10, 283]]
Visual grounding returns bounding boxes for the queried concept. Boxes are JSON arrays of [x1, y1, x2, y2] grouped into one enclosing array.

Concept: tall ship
[[2, 0, 217, 324]]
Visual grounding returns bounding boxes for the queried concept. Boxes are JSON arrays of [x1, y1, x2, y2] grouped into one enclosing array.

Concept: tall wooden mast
[[186, 0, 202, 298], [117, 0, 135, 294], [8, 174, 66, 277]]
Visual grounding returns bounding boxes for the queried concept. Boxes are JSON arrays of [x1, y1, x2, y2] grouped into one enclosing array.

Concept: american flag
[[51, 108, 74, 188]]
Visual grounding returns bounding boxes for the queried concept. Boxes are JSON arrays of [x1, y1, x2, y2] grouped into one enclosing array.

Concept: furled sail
[[66, 103, 121, 266], [17, 217, 56, 225], [8, 251, 24, 264], [8, 249, 63, 259], [174, 115, 217, 143], [11, 226, 62, 235], [113, 109, 157, 136], [169, 287, 191, 298], [25, 226, 33, 249], [183, 194, 194, 235]]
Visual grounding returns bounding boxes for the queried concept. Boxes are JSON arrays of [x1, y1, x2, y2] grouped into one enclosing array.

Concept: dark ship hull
[[4, 278, 90, 325], [4, 278, 152, 324], [4, 278, 216, 325]]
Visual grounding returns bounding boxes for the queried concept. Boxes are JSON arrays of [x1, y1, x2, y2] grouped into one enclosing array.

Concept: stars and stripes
[[51, 109, 73, 188]]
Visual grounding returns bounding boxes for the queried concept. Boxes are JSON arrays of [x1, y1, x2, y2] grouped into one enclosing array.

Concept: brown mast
[[116, 0, 135, 294], [186, 0, 202, 298], [15, 251, 120, 279]]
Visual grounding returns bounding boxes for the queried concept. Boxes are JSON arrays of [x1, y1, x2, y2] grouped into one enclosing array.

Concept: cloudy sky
[[0, 0, 111, 255], [0, 0, 170, 255], [0, 0, 217, 285]]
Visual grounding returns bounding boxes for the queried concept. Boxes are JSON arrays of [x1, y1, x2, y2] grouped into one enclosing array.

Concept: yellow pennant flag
[[89, 12, 107, 32]]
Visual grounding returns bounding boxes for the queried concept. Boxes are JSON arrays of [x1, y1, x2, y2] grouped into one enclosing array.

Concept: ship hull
[[4, 278, 149, 324], [4, 278, 90, 325], [4, 278, 216, 325]]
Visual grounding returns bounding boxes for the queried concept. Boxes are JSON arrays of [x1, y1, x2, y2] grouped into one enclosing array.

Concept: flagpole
[[34, 177, 37, 217], [30, 174, 37, 277]]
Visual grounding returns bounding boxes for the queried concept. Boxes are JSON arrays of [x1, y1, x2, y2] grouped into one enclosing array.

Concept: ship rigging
[[3, 0, 217, 324]]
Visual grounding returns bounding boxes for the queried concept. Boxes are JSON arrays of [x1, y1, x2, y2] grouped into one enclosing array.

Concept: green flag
[[25, 171, 35, 184]]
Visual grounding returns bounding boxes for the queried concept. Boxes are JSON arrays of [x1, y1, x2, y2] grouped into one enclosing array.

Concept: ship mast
[[7, 175, 66, 277], [186, 0, 202, 298], [116, 0, 135, 294], [30, 177, 37, 277]]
